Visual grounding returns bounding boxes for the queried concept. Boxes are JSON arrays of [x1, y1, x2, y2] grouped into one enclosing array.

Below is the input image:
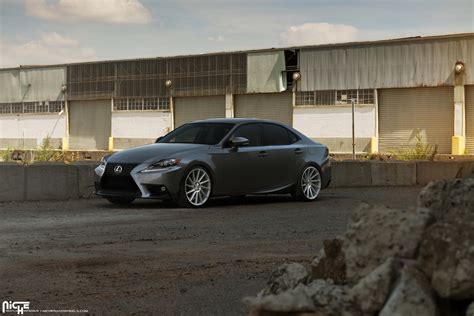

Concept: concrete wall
[[111, 111, 171, 149], [0, 113, 66, 149], [1, 160, 472, 202], [293, 105, 376, 153]]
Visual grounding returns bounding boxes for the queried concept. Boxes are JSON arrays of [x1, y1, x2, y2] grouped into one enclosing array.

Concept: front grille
[[104, 163, 137, 176], [101, 175, 141, 196]]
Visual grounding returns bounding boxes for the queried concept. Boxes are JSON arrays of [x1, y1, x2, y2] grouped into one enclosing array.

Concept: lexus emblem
[[114, 165, 123, 174]]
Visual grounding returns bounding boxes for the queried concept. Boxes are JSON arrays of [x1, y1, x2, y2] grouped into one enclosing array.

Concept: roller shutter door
[[174, 96, 225, 127], [69, 100, 111, 150], [465, 85, 474, 153], [379, 87, 453, 154], [234, 93, 293, 126]]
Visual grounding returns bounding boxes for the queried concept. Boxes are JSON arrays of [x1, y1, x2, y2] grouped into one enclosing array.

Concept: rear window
[[261, 123, 298, 146]]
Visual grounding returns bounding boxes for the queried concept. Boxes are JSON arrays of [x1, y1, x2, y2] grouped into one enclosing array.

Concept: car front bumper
[[94, 163, 185, 199]]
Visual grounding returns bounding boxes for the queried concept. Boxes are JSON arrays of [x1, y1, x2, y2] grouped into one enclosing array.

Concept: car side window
[[261, 123, 296, 146], [230, 123, 261, 147]]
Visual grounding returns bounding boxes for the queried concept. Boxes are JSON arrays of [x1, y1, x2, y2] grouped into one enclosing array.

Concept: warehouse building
[[0, 33, 473, 154]]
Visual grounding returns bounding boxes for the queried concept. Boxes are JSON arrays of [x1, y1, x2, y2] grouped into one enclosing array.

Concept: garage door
[[466, 85, 474, 153], [69, 100, 111, 150], [174, 96, 225, 127], [234, 93, 293, 126], [379, 87, 453, 154]]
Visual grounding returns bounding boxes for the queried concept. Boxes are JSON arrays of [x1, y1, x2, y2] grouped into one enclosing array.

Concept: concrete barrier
[[0, 160, 473, 202], [26, 163, 79, 200], [72, 161, 99, 198], [0, 163, 26, 201], [331, 161, 372, 187], [371, 161, 417, 186]]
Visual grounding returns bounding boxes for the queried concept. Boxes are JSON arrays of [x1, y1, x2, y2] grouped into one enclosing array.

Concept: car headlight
[[95, 156, 108, 177], [141, 158, 181, 173]]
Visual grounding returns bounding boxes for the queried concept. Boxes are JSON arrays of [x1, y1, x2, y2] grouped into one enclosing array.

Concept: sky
[[0, 0, 473, 68]]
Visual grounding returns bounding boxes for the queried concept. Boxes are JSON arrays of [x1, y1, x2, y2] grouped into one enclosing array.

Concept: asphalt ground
[[0, 187, 422, 315]]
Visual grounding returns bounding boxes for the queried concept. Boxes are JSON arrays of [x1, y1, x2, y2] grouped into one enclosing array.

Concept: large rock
[[260, 263, 310, 296], [379, 264, 438, 316], [466, 302, 474, 316], [343, 204, 432, 283], [418, 179, 474, 300], [418, 220, 474, 300], [311, 238, 346, 284], [349, 257, 398, 314], [417, 178, 474, 221], [245, 280, 360, 316]]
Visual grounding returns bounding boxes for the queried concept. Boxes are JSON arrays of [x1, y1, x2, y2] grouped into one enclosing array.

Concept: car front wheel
[[292, 165, 322, 201], [177, 166, 212, 208]]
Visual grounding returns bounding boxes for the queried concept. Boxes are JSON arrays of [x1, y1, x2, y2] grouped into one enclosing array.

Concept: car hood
[[107, 143, 209, 164]]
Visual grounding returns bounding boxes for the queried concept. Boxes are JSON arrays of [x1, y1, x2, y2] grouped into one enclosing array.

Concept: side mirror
[[155, 136, 164, 143], [229, 137, 249, 149]]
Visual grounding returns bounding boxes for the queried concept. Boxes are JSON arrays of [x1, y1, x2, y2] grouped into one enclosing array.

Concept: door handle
[[294, 148, 303, 154], [258, 151, 268, 157]]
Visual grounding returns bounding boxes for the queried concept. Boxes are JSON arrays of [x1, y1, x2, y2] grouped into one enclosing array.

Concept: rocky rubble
[[244, 179, 474, 316]]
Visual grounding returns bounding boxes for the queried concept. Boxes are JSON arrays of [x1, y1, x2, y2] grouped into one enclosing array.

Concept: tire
[[176, 166, 212, 208], [105, 196, 135, 206], [292, 165, 322, 201]]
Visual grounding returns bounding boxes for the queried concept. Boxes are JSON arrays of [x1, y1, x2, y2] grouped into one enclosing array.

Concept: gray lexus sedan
[[94, 118, 331, 207]]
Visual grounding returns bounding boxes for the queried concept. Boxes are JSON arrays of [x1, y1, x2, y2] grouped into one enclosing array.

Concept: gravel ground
[[0, 187, 421, 315]]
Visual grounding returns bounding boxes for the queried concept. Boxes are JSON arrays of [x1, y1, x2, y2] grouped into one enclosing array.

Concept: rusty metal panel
[[300, 36, 474, 90], [0, 69, 21, 102], [20, 66, 66, 102], [247, 51, 286, 93]]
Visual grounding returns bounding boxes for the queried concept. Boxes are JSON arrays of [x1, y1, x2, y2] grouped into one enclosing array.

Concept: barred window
[[295, 89, 374, 106], [114, 98, 128, 111], [0, 103, 11, 114], [49, 101, 64, 113], [23, 102, 36, 113], [114, 97, 170, 112], [128, 98, 143, 111], [37, 102, 49, 113], [0, 101, 64, 114]]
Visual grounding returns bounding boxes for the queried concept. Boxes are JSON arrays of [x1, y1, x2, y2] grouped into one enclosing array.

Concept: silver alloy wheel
[[301, 166, 321, 200], [185, 167, 211, 206]]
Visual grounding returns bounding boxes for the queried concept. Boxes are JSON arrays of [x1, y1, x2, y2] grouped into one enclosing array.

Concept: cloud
[[207, 35, 224, 42], [0, 32, 97, 67], [24, 0, 152, 24], [280, 23, 359, 46]]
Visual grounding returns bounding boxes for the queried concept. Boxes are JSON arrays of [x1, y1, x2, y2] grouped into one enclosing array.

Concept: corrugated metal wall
[[300, 36, 474, 90], [247, 51, 286, 93], [379, 87, 454, 154], [0, 67, 66, 102], [174, 96, 226, 127], [69, 100, 111, 150], [234, 93, 293, 126], [465, 85, 474, 153]]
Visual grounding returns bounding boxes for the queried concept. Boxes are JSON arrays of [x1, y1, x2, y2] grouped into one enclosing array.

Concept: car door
[[260, 123, 302, 191], [220, 123, 268, 194]]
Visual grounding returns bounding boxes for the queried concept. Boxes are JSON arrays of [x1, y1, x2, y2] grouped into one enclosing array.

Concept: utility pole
[[351, 98, 356, 160]]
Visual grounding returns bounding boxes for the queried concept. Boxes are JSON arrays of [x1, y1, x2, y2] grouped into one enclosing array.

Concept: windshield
[[159, 123, 235, 145]]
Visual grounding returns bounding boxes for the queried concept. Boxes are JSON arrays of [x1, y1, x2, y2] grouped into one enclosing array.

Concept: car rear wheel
[[105, 196, 135, 206], [177, 166, 212, 208], [292, 165, 321, 201]]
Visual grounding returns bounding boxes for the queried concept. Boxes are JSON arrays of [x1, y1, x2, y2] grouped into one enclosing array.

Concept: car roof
[[192, 118, 283, 124]]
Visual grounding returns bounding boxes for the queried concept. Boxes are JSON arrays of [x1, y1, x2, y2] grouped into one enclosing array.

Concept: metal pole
[[351, 99, 356, 160]]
